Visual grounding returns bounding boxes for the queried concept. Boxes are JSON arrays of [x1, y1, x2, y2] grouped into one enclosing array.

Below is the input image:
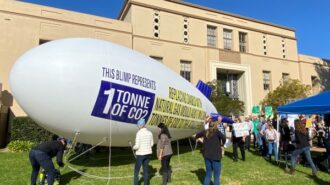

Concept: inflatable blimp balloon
[[10, 38, 217, 146]]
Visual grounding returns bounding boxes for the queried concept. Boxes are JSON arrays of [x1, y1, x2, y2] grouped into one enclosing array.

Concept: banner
[[252, 105, 260, 114], [265, 106, 273, 117], [232, 122, 249, 137]]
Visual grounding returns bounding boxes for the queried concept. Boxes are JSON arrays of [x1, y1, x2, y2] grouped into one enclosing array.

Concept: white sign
[[233, 122, 249, 137]]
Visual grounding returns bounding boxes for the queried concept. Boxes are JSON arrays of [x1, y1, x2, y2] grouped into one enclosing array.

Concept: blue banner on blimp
[[92, 80, 155, 124], [92, 67, 206, 129]]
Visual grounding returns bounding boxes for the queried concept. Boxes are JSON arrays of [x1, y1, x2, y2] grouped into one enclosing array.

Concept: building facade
[[0, 0, 329, 119]]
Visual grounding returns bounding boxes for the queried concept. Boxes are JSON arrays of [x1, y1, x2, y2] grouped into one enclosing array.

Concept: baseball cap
[[137, 118, 146, 126]]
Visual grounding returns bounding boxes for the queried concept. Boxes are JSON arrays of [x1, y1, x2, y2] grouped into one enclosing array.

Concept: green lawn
[[0, 145, 329, 185]]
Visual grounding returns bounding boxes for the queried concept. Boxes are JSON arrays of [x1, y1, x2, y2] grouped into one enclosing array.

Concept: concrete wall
[[0, 0, 329, 117], [0, 0, 132, 116]]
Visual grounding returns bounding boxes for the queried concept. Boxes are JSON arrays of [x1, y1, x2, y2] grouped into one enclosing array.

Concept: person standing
[[232, 117, 246, 161], [252, 116, 261, 151], [29, 138, 67, 185], [195, 121, 226, 185], [279, 119, 291, 160], [259, 118, 268, 156], [323, 116, 330, 172], [265, 123, 278, 161], [289, 119, 317, 176], [157, 123, 173, 185], [244, 116, 253, 151], [133, 119, 154, 185], [217, 116, 227, 157]]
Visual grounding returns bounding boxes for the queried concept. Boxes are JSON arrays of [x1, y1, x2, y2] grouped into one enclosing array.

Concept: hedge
[[10, 117, 55, 143], [7, 140, 36, 152]]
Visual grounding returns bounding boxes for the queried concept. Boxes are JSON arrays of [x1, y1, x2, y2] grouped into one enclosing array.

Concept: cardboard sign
[[306, 118, 312, 128], [252, 106, 260, 114], [265, 106, 273, 117], [233, 122, 249, 137]]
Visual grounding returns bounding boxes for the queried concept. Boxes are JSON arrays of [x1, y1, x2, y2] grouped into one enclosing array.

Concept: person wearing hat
[[29, 137, 67, 185], [133, 118, 154, 185], [157, 123, 173, 185]]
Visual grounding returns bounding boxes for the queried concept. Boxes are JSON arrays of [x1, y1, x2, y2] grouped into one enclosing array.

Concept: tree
[[261, 79, 311, 113], [207, 80, 245, 116]]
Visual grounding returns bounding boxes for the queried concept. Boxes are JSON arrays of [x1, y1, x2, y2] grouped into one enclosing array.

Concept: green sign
[[252, 106, 260, 114], [265, 106, 273, 116]]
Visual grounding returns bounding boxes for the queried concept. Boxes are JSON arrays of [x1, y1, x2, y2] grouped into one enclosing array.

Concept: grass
[[0, 144, 329, 185]]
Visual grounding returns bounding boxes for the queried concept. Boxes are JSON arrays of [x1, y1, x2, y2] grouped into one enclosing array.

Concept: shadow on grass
[[224, 150, 233, 159], [61, 169, 86, 184], [68, 147, 137, 167], [137, 164, 158, 185], [191, 168, 217, 185], [310, 174, 330, 185], [191, 168, 205, 185], [68, 141, 195, 167]]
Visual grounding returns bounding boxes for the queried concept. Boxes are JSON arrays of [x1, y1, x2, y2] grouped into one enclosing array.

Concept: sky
[[20, 0, 330, 59]]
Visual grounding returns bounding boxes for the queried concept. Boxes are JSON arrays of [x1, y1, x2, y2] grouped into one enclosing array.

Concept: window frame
[[223, 29, 233, 50], [262, 70, 271, 91], [207, 25, 217, 47], [180, 60, 192, 82], [239, 32, 248, 53]]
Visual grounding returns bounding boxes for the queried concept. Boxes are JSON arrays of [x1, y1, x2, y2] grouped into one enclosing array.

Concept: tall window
[[180, 60, 191, 82], [239, 32, 247, 53], [207, 25, 217, 47], [282, 73, 290, 82], [223, 29, 232, 50], [150, 56, 163, 63], [263, 71, 271, 90]]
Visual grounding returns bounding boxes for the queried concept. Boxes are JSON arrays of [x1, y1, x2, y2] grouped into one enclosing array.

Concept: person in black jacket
[[323, 116, 330, 171], [232, 117, 246, 162], [279, 119, 291, 158], [195, 120, 226, 185], [29, 138, 67, 185], [289, 119, 317, 176]]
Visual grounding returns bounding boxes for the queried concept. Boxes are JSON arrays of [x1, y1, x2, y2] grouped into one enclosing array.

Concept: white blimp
[[10, 38, 218, 146]]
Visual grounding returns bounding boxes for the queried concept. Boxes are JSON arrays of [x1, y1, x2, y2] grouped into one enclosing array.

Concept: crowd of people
[[28, 114, 330, 185], [131, 114, 329, 185]]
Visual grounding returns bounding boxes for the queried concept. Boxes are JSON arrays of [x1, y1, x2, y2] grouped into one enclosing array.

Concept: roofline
[[118, 0, 130, 20], [165, 0, 295, 32]]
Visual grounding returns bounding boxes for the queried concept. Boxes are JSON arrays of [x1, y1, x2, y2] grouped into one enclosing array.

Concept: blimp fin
[[196, 80, 212, 99]]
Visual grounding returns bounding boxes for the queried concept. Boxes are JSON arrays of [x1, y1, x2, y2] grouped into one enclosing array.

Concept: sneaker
[[288, 169, 295, 175], [312, 171, 317, 177]]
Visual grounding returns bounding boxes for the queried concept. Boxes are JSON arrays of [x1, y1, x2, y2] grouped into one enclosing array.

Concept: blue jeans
[[267, 142, 278, 161], [29, 149, 56, 185], [255, 132, 263, 147], [291, 146, 317, 173], [134, 155, 150, 185], [204, 158, 221, 185]]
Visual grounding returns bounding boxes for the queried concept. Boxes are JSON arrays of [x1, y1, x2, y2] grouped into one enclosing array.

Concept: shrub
[[10, 117, 54, 143], [7, 140, 36, 152]]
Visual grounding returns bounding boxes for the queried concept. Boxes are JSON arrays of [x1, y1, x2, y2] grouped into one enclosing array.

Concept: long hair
[[294, 119, 307, 134], [158, 123, 171, 139], [268, 123, 274, 130], [206, 121, 217, 138]]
